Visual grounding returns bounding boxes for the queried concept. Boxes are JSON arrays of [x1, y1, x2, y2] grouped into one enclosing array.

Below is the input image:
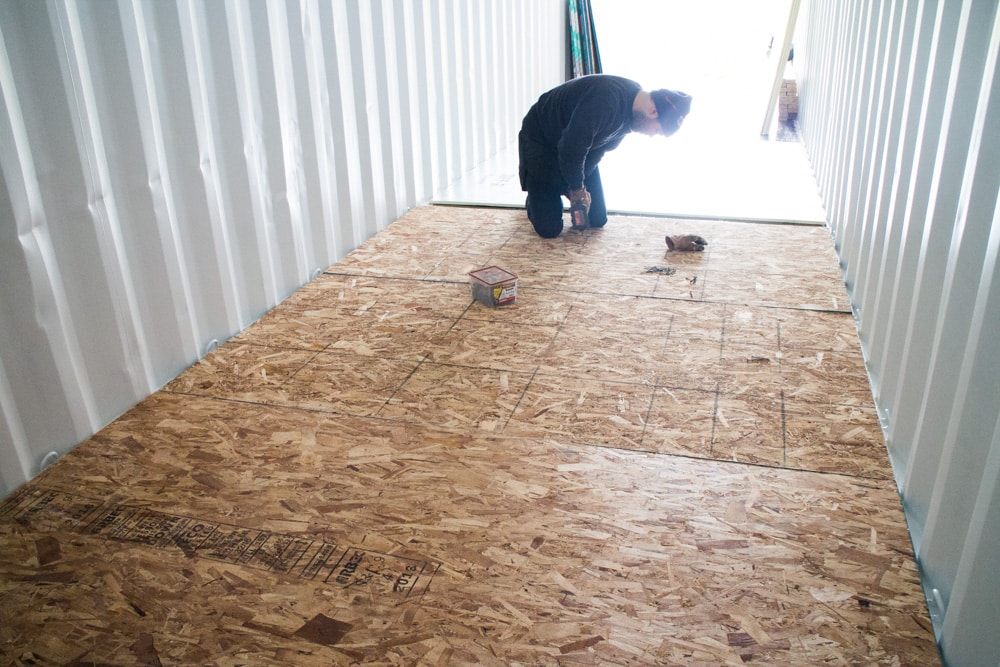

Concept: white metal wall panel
[[798, 0, 1000, 664], [0, 0, 566, 496]]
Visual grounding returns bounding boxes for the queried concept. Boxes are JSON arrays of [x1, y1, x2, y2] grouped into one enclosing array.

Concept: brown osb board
[[0, 206, 938, 665]]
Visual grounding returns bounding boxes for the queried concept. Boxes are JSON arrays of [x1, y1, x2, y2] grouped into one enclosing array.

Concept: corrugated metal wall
[[798, 1, 1000, 664], [0, 0, 565, 496]]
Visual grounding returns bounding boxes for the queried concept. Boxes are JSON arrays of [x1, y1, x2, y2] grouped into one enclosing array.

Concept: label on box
[[494, 284, 516, 305]]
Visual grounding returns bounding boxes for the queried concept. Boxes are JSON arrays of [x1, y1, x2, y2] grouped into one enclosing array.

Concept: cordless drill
[[569, 201, 589, 230]]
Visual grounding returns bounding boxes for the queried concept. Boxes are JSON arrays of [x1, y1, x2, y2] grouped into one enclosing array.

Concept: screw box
[[469, 266, 518, 307]]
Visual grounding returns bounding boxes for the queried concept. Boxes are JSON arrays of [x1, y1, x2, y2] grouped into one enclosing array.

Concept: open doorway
[[591, 0, 795, 141], [591, 0, 822, 222], [433, 0, 823, 223]]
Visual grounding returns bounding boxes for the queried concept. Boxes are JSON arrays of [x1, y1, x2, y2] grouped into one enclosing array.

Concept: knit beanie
[[651, 89, 692, 135]]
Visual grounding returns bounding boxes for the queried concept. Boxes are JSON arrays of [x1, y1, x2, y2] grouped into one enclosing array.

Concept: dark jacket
[[519, 75, 641, 192]]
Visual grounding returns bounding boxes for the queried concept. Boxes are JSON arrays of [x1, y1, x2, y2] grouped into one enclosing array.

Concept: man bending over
[[518, 74, 691, 238]]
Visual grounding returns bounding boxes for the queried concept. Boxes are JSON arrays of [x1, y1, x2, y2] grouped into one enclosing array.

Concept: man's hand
[[568, 187, 591, 211], [665, 234, 707, 251]]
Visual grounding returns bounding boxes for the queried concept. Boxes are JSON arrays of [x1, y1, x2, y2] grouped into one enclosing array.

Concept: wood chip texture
[[0, 207, 938, 665]]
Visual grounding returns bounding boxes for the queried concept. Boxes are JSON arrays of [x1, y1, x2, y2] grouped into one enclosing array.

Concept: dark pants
[[524, 167, 608, 239]]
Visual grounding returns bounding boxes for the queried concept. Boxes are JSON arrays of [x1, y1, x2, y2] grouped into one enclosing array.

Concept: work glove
[[665, 234, 707, 251]]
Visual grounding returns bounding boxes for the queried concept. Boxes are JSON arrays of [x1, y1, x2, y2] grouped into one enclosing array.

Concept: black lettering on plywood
[[0, 487, 436, 598]]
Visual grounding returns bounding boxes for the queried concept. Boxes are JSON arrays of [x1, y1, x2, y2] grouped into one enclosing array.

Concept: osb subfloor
[[1, 206, 938, 666]]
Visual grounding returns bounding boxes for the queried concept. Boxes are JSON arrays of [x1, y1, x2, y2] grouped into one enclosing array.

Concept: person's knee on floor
[[526, 188, 565, 238]]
